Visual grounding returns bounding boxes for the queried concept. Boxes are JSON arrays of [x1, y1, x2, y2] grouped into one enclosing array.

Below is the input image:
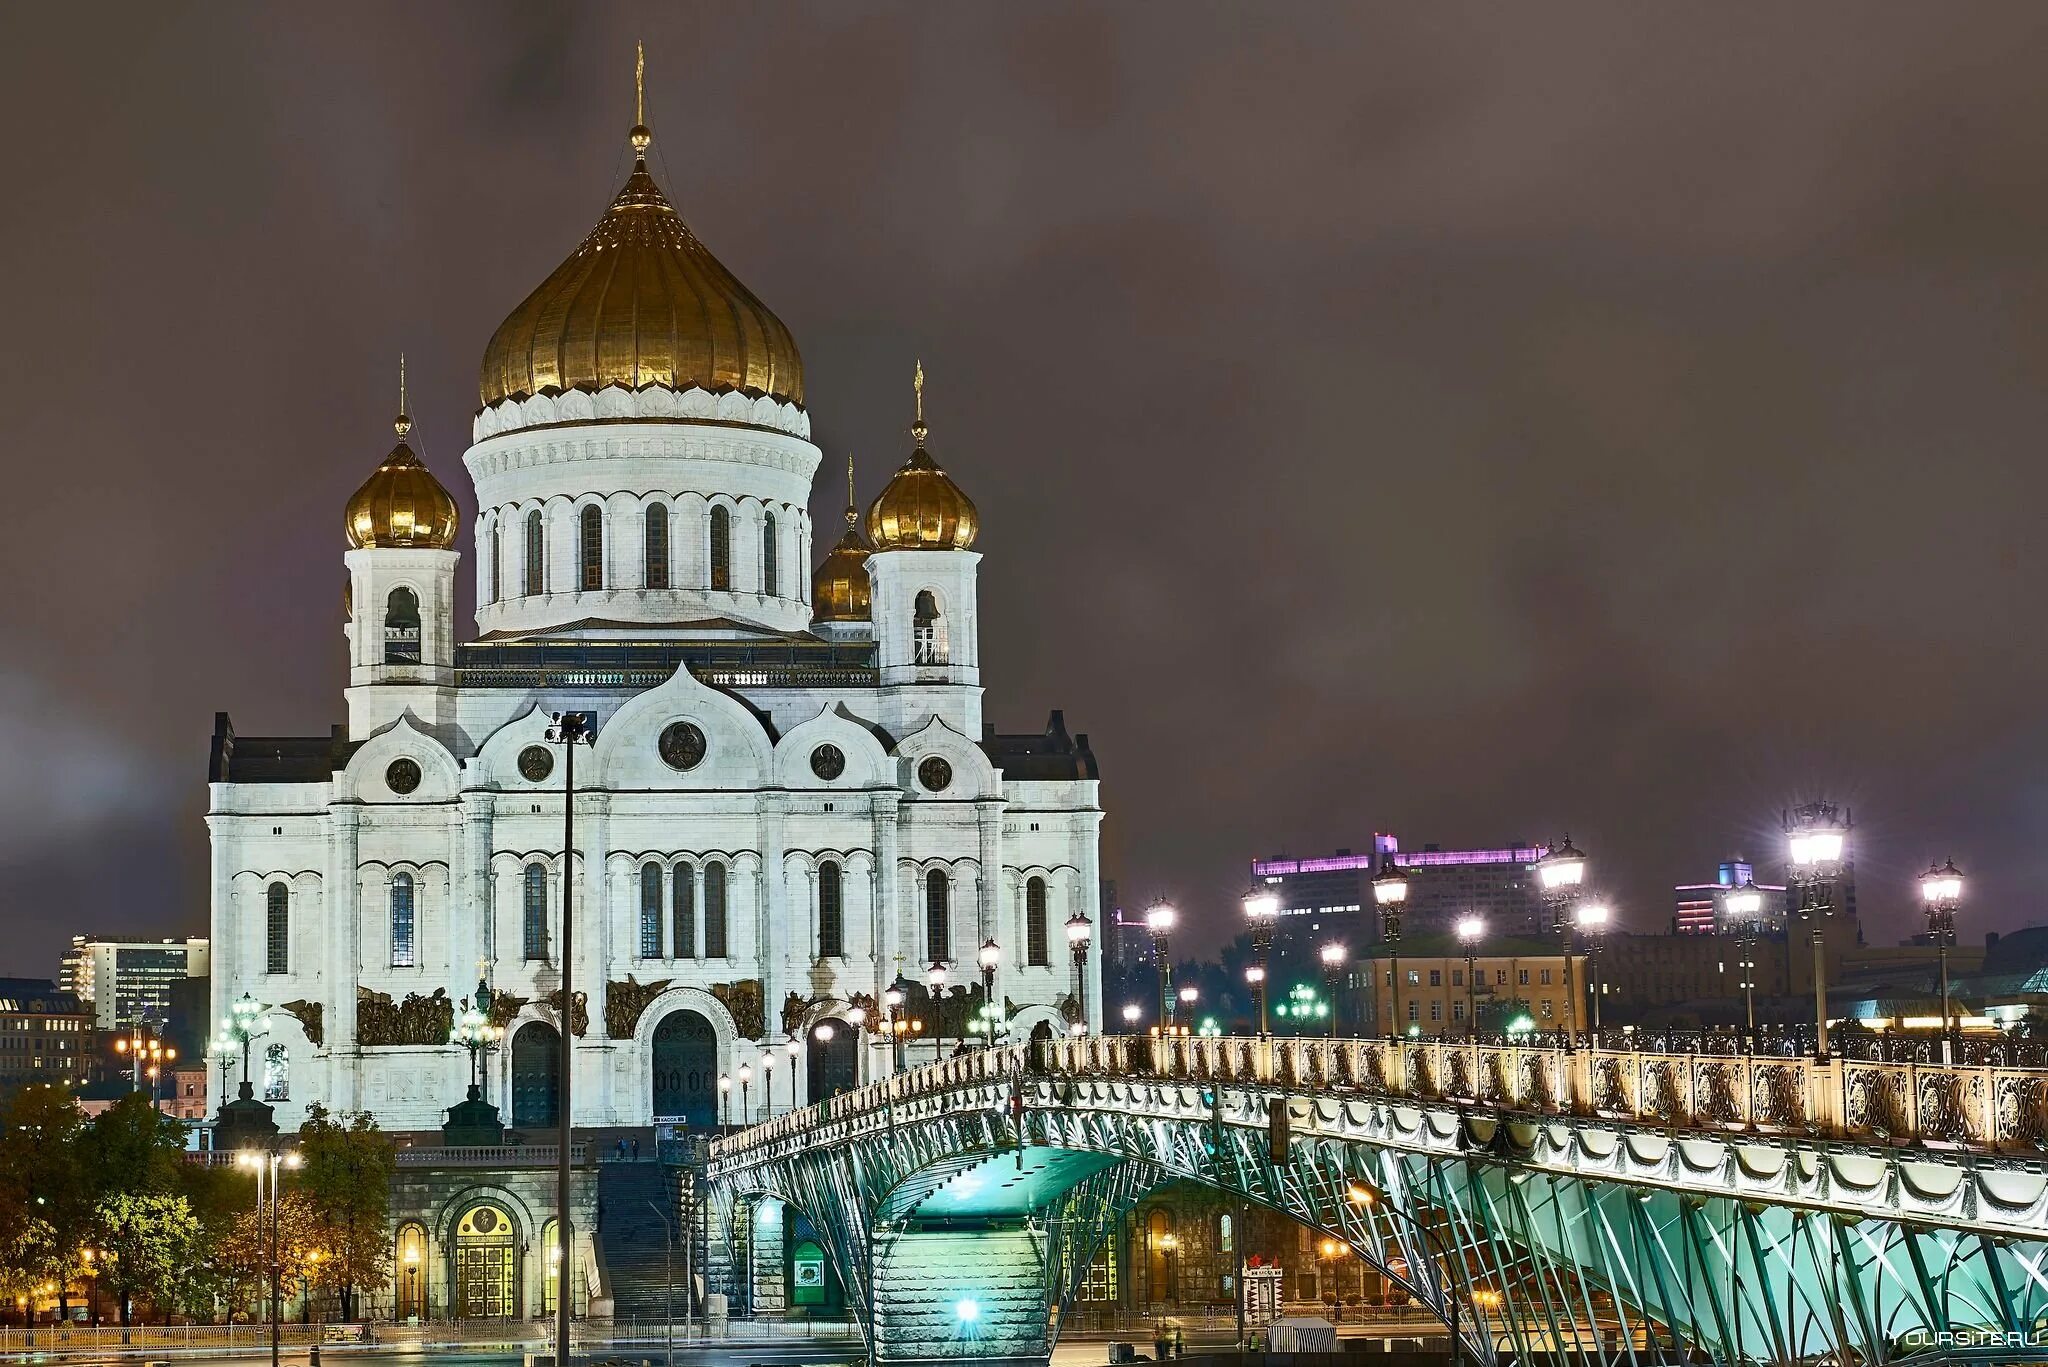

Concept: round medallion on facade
[[385, 758, 422, 795], [810, 744, 846, 781], [517, 745, 554, 782], [658, 721, 708, 772], [469, 1206, 500, 1235], [917, 756, 953, 793]]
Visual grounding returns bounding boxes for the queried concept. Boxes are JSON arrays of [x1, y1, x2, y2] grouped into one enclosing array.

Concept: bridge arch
[[711, 1038, 2048, 1367]]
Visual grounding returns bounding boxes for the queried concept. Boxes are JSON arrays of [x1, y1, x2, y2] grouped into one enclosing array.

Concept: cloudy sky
[[4, 3, 2048, 972]]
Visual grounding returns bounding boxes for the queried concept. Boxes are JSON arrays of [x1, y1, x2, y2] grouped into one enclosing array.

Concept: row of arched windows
[[634, 861, 730, 959], [924, 872, 1052, 967], [485, 504, 796, 605], [267, 875, 426, 975]]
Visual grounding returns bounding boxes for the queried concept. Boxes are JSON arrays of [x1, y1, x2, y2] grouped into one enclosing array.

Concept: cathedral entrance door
[[452, 1203, 518, 1319], [651, 1010, 717, 1127], [806, 1022, 857, 1102], [510, 1022, 560, 1128]]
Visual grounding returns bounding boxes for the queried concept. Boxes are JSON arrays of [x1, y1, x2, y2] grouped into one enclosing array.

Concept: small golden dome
[[346, 406, 459, 550], [813, 456, 873, 621], [866, 364, 977, 551], [478, 121, 803, 411]]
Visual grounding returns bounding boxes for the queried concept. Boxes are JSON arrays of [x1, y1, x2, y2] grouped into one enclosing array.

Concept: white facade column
[[581, 795, 612, 1121], [760, 797, 787, 1055], [872, 795, 902, 1004], [459, 797, 492, 988], [328, 806, 362, 1110]]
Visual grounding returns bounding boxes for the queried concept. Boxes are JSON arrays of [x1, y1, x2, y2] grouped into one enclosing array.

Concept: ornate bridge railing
[[714, 1034, 2048, 1166]]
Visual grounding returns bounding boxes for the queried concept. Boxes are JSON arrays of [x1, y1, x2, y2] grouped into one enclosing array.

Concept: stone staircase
[[596, 1159, 693, 1320]]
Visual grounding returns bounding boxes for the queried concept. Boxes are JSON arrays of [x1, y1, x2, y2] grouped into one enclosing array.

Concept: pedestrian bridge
[[707, 1035, 2048, 1367]]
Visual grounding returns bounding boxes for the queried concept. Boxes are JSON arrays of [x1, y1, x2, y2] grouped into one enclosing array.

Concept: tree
[[95, 1192, 201, 1325], [296, 1107, 394, 1321], [0, 1086, 88, 1319], [80, 1094, 186, 1199], [217, 1190, 324, 1323]]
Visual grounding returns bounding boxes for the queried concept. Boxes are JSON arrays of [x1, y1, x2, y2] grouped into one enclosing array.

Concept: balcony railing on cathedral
[[453, 639, 879, 691], [710, 1033, 2048, 1165]]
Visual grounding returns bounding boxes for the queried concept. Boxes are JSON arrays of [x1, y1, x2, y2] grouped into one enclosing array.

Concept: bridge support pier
[[873, 1225, 1050, 1367]]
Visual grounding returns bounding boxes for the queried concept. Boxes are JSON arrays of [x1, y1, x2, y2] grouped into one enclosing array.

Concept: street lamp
[[1721, 881, 1765, 1051], [1244, 890, 1280, 1036], [229, 993, 268, 1098], [978, 938, 1002, 1048], [760, 1051, 777, 1119], [450, 990, 502, 1100], [1576, 903, 1610, 1037], [1921, 858, 1964, 1063], [1536, 838, 1587, 1050], [237, 1147, 303, 1367], [717, 1073, 731, 1128], [1785, 802, 1850, 1060], [927, 960, 948, 1063], [542, 707, 593, 1367], [1064, 912, 1093, 1032], [1344, 1181, 1465, 1367], [1121, 1003, 1142, 1033], [1319, 942, 1346, 1039], [786, 1036, 801, 1110], [884, 985, 907, 1073], [1177, 984, 1198, 1021], [1456, 915, 1483, 1040], [1372, 856, 1410, 1040], [1146, 901, 1177, 1024]]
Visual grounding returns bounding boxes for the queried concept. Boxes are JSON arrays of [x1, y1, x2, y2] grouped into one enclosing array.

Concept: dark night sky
[[5, 3, 2048, 974]]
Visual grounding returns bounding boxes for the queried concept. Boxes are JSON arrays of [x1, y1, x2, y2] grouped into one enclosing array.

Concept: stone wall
[[873, 1226, 1047, 1366]]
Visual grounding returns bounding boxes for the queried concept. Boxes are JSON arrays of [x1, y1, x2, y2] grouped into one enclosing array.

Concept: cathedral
[[205, 96, 1104, 1135]]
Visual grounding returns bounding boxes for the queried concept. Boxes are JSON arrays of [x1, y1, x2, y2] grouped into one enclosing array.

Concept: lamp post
[[1576, 904, 1610, 1037], [210, 1032, 237, 1105], [1372, 857, 1410, 1040], [884, 985, 907, 1073], [1456, 916, 1483, 1039], [1145, 901, 1177, 1025], [1121, 1003, 1142, 1034], [759, 1051, 776, 1120], [1536, 838, 1587, 1050], [738, 1064, 752, 1123], [237, 1147, 302, 1367], [1721, 881, 1764, 1052], [978, 938, 1002, 1048], [814, 1020, 838, 1102], [543, 706, 593, 1367], [1177, 984, 1198, 1031], [1785, 802, 1850, 1060], [229, 993, 268, 1098], [450, 991, 502, 1099], [1345, 1182, 1464, 1367], [1243, 891, 1280, 1036], [927, 961, 948, 1063], [1318, 942, 1346, 1039], [1921, 858, 1964, 1064], [785, 1037, 800, 1107], [1065, 913, 1093, 1032]]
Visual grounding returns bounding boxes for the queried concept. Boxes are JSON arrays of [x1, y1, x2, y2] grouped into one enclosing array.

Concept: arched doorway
[[651, 1010, 717, 1128], [510, 1022, 559, 1128], [394, 1223, 428, 1320], [807, 1022, 858, 1102], [452, 1202, 518, 1319]]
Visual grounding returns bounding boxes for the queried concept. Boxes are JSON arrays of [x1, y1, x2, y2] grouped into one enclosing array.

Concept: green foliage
[[80, 1093, 187, 1197], [0, 1086, 90, 1305], [297, 1106, 396, 1319], [95, 1192, 201, 1324]]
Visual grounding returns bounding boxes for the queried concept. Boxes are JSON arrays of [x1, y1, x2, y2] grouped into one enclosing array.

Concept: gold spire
[[845, 452, 858, 526], [629, 42, 652, 157], [813, 450, 875, 622], [395, 353, 411, 438], [912, 359, 927, 445]]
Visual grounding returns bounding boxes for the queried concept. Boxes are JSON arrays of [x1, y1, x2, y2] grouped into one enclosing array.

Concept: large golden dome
[[478, 124, 804, 411], [813, 456, 873, 621], [346, 405, 459, 550], [866, 366, 977, 552]]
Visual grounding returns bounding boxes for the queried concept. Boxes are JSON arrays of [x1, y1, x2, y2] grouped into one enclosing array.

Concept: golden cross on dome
[[914, 359, 924, 421], [846, 453, 858, 526], [395, 353, 411, 438], [636, 42, 645, 127]]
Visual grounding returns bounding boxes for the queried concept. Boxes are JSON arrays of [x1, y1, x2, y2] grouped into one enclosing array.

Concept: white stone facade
[[210, 385, 1101, 1135]]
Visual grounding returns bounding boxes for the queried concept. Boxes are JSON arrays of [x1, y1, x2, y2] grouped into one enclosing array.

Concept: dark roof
[[981, 710, 1099, 781], [0, 978, 86, 1015], [210, 713, 355, 783]]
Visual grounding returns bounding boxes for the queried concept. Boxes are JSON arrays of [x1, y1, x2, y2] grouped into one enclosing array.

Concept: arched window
[[390, 872, 416, 967], [709, 507, 731, 591], [262, 1042, 289, 1102], [925, 869, 950, 963], [913, 590, 947, 664], [645, 504, 670, 589], [762, 512, 779, 596], [523, 863, 548, 961], [703, 862, 728, 958], [579, 505, 603, 591], [672, 862, 696, 959], [265, 883, 289, 974], [640, 863, 663, 959], [489, 523, 501, 604], [524, 510, 545, 596], [384, 587, 421, 664], [818, 860, 843, 959], [1026, 877, 1049, 966]]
